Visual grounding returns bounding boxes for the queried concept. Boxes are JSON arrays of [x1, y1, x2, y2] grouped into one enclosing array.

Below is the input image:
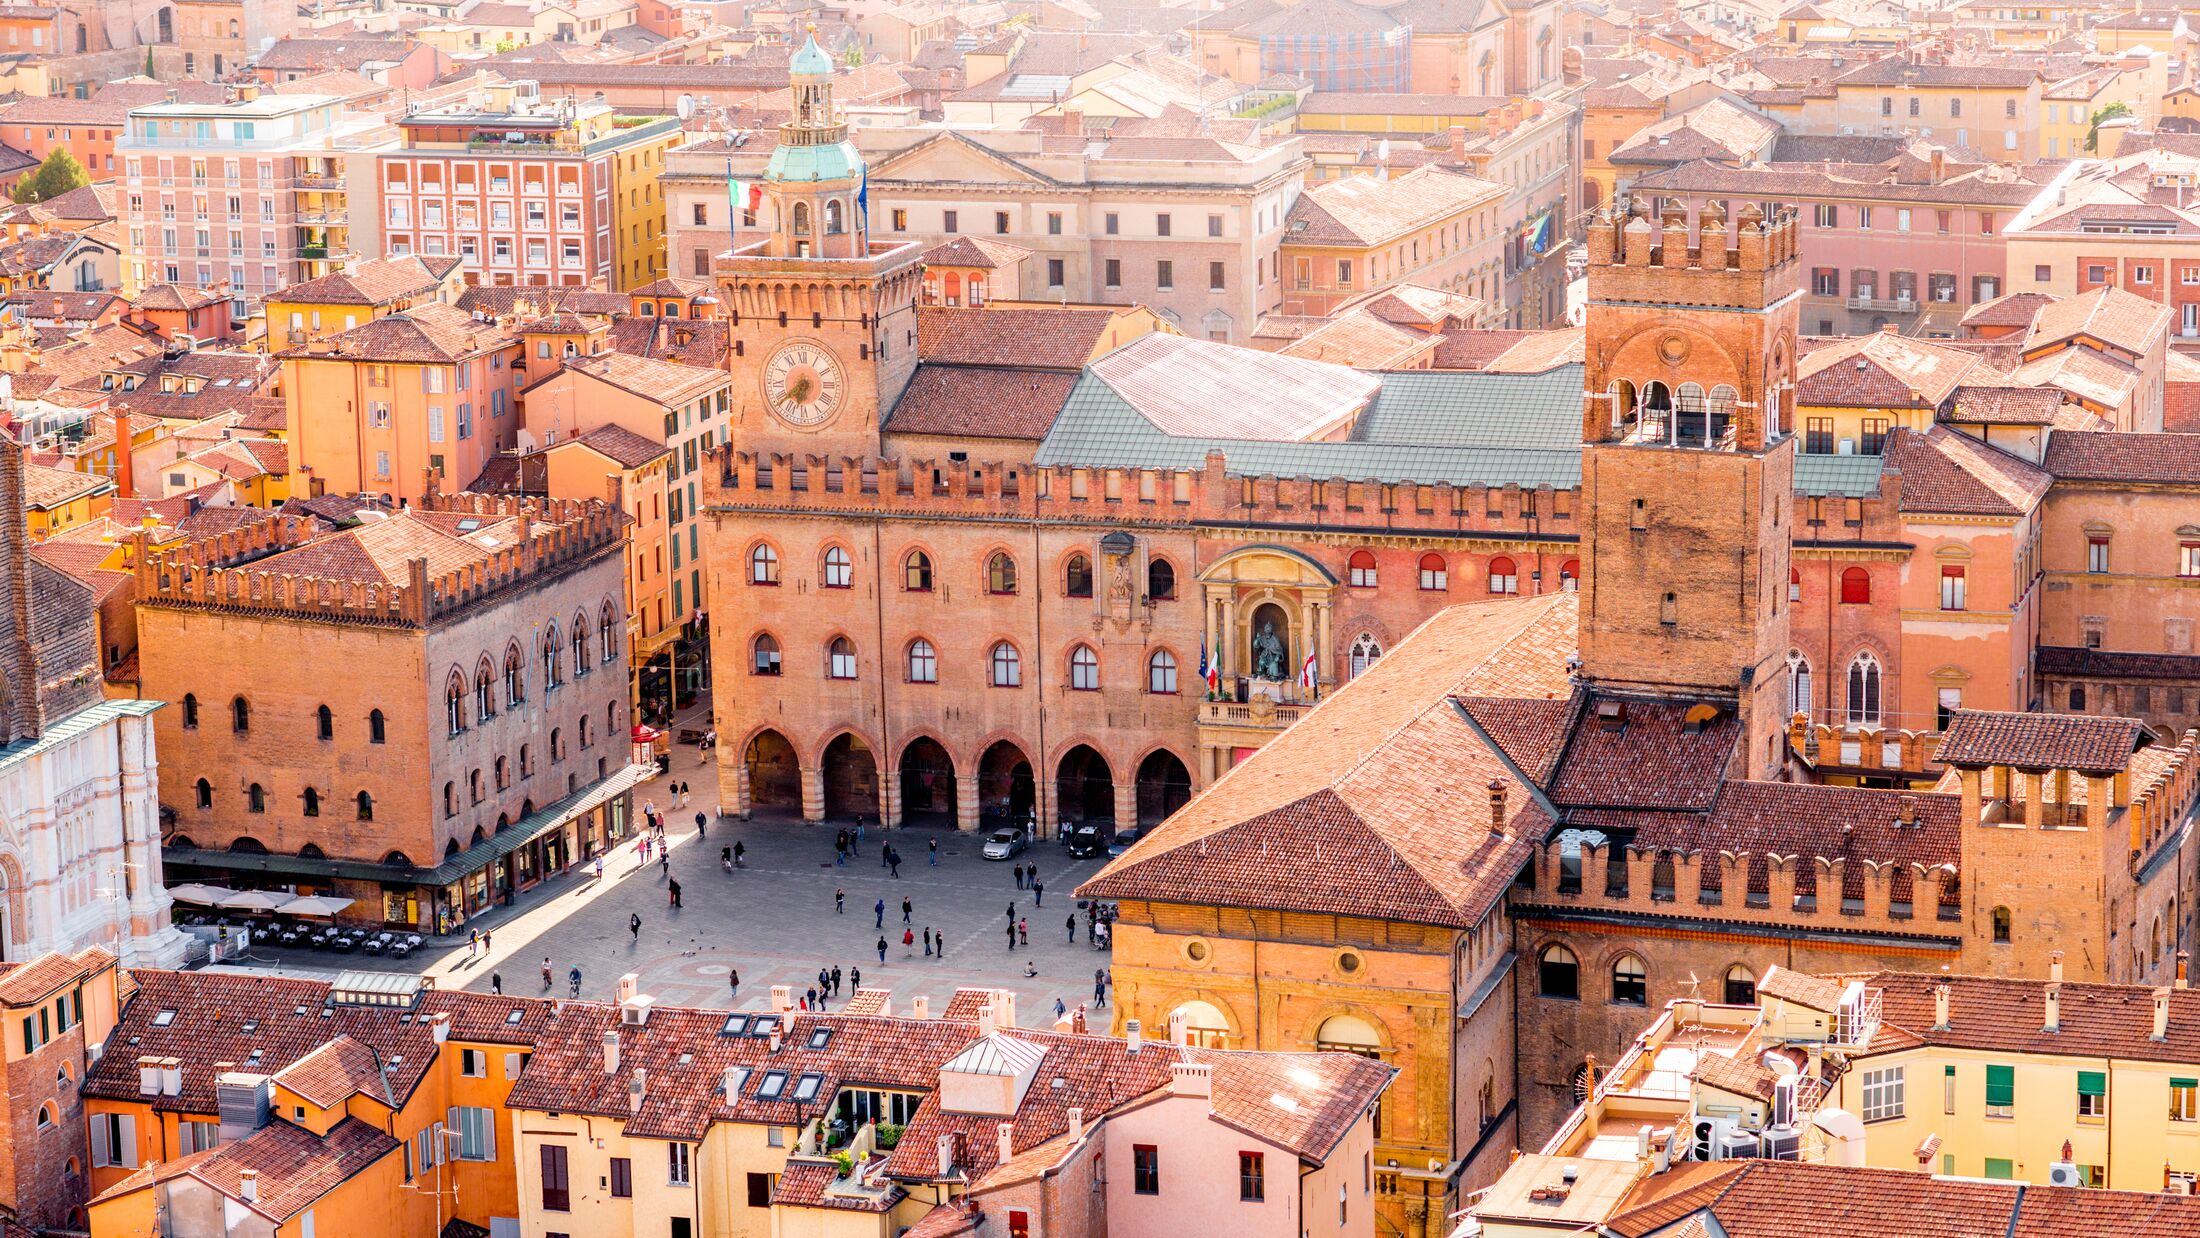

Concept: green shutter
[[1984, 1158, 2014, 1180], [2078, 1071, 2107, 1097], [1985, 1064, 2015, 1107]]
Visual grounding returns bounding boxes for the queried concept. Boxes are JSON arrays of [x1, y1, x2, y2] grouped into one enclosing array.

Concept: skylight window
[[757, 1070, 788, 1100], [506, 1009, 524, 1025], [807, 1027, 832, 1050], [151, 1010, 176, 1027], [793, 1073, 823, 1102], [721, 1014, 750, 1036], [750, 1015, 779, 1038]]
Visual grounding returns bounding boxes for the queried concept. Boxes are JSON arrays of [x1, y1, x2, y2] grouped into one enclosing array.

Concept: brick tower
[[1576, 197, 1802, 779]]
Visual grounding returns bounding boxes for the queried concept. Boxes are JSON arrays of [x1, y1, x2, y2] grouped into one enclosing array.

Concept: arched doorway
[[744, 730, 800, 809], [820, 733, 877, 820], [977, 741, 1035, 825], [1135, 750, 1191, 825], [1248, 601, 1291, 683], [898, 738, 957, 827], [1169, 1000, 1231, 1048], [1055, 745, 1114, 825], [156, 6, 173, 41]]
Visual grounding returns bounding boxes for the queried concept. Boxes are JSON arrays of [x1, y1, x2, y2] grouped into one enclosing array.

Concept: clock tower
[[718, 30, 923, 459]]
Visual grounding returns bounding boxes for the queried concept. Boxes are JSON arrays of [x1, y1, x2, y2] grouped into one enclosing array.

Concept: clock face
[[762, 340, 845, 428]]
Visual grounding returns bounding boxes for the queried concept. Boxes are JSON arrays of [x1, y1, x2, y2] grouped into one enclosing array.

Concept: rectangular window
[[1984, 1064, 2014, 1117], [2182, 543, 2200, 578], [2174, 1079, 2200, 1122], [1944, 1064, 1956, 1114], [2089, 537, 2110, 573], [1047, 212, 1062, 235], [1940, 566, 1966, 611], [1858, 207, 1872, 231], [540, 1145, 570, 1211], [1949, 97, 1962, 118], [1337, 259, 1353, 288], [452, 1106, 495, 1160], [1104, 258, 1121, 288], [1209, 261, 1225, 291], [1814, 203, 1837, 227], [610, 1157, 633, 1197], [1208, 214, 1223, 237], [1156, 260, 1173, 290], [1813, 267, 1839, 296], [2077, 1071, 2106, 1119], [1936, 209, 1952, 234], [1238, 1151, 1265, 1201], [1861, 418, 1889, 455], [2138, 265, 2156, 285], [890, 208, 906, 231], [1806, 418, 1834, 454], [1861, 1067, 1906, 1121], [1133, 1145, 1159, 1194], [461, 1049, 486, 1077], [943, 209, 958, 232], [1984, 1157, 2013, 1179], [994, 210, 1009, 234], [1105, 212, 1119, 235], [1156, 213, 1171, 237], [1048, 258, 1064, 287], [747, 1172, 772, 1208], [1897, 208, 1911, 232]]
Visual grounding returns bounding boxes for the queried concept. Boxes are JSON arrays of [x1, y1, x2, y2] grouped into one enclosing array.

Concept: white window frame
[[1861, 1067, 1905, 1121]]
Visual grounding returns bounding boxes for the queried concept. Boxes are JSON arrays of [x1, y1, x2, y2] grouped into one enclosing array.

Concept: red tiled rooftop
[[1933, 708, 2144, 773]]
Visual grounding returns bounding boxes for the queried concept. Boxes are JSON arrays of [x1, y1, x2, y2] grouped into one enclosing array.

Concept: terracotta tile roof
[[276, 255, 461, 307], [1796, 331, 1978, 408], [1756, 965, 1850, 1012], [1836, 58, 2039, 87], [921, 236, 1032, 270], [606, 317, 730, 369], [939, 989, 997, 1022], [2025, 284, 2173, 356], [916, 306, 1123, 370], [1690, 1046, 1780, 1102], [2009, 1178, 2200, 1238], [1199, 1045, 1390, 1163], [1934, 708, 2144, 773], [1285, 167, 1504, 246], [1610, 99, 1780, 165], [184, 1117, 398, 1221], [131, 283, 227, 313], [20, 462, 110, 509], [627, 276, 717, 299], [1622, 782, 1961, 876], [559, 350, 730, 407], [903, 1204, 982, 1237], [2045, 430, 2200, 484], [884, 365, 1077, 440], [1604, 1163, 1744, 1236], [452, 286, 627, 318], [2035, 644, 2200, 682], [1457, 696, 1574, 783], [839, 988, 890, 1017], [242, 509, 516, 586], [1278, 311, 1432, 368], [1865, 971, 2200, 1065], [559, 423, 670, 469], [1433, 329, 1540, 369], [313, 302, 512, 363], [0, 946, 111, 1007], [1351, 283, 1486, 328], [1547, 697, 1738, 812], [1945, 384, 2065, 424], [256, 35, 416, 70], [1884, 426, 2049, 517], [770, 1159, 905, 1211], [1082, 595, 1575, 927], [2011, 344, 2140, 409], [271, 1035, 394, 1108], [1484, 328, 1583, 373]]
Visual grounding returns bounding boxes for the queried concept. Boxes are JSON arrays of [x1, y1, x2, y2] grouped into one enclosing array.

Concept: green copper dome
[[765, 138, 862, 184], [790, 33, 834, 77]]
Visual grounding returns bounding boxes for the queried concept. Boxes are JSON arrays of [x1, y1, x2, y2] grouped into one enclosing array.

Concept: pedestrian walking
[[835, 829, 849, 866], [831, 965, 842, 995], [935, 932, 945, 960], [1028, 864, 1039, 889], [491, 972, 503, 996], [594, 856, 604, 880], [818, 967, 830, 997], [729, 968, 740, 999], [629, 912, 642, 941], [734, 840, 746, 868], [1006, 922, 1017, 951], [569, 965, 583, 997], [901, 897, 912, 925], [850, 966, 862, 990], [668, 878, 682, 908], [928, 837, 938, 865], [484, 930, 493, 953], [660, 848, 670, 874], [876, 936, 888, 963], [923, 927, 933, 956], [889, 848, 901, 878], [695, 810, 707, 838], [854, 815, 866, 850], [1094, 968, 1108, 1006], [806, 986, 818, 1010], [903, 927, 915, 953], [1018, 917, 1029, 946], [541, 957, 553, 989], [1034, 878, 1045, 907], [1066, 914, 1077, 943], [1006, 903, 1017, 922], [835, 888, 845, 914], [1014, 863, 1025, 890], [1054, 997, 1066, 1021], [875, 898, 886, 929]]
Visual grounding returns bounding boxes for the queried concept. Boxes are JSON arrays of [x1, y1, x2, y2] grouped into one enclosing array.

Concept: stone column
[[799, 765, 825, 823], [1297, 598, 1315, 693], [1316, 600, 1333, 690], [1113, 778, 1138, 832], [878, 775, 901, 829], [2024, 770, 2047, 828], [723, 747, 751, 819], [1221, 595, 1238, 678], [955, 773, 980, 832]]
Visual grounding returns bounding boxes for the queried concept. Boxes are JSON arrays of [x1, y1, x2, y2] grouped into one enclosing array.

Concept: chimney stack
[[1168, 1008, 1189, 1046], [628, 1068, 647, 1113], [1067, 1107, 1085, 1141], [771, 985, 794, 1013], [979, 1003, 998, 1039], [912, 996, 930, 1019], [1932, 983, 1950, 1031], [429, 1012, 451, 1044], [1169, 1061, 1214, 1098], [2154, 987, 2172, 1041], [1488, 779, 1508, 835], [724, 1066, 744, 1099], [1125, 1019, 1143, 1053], [996, 1122, 1015, 1163], [112, 409, 135, 497], [2044, 982, 2060, 1033], [1896, 794, 1919, 826], [2051, 950, 2064, 984], [238, 1170, 258, 1203], [616, 973, 639, 1004], [602, 1030, 620, 1075], [995, 990, 1017, 1029]]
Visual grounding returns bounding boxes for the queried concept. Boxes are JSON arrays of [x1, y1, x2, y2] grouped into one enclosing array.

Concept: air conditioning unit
[[1693, 1117, 1738, 1161], [1760, 1130, 1801, 1160], [2047, 1161, 2085, 1188], [1717, 1129, 1762, 1160], [1772, 1076, 1799, 1129]]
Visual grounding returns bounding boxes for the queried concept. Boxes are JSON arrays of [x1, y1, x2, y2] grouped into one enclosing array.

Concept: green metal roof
[[1793, 452, 1885, 498], [1034, 364, 1587, 488], [790, 33, 834, 76], [765, 139, 862, 184]]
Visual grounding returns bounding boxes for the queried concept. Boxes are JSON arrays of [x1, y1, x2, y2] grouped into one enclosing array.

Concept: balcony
[[300, 244, 328, 260], [296, 171, 345, 188], [1846, 294, 1920, 313], [1199, 695, 1314, 732], [296, 211, 348, 227]]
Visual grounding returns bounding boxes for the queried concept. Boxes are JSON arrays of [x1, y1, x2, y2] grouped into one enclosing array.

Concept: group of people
[[1009, 862, 1048, 905], [833, 822, 923, 876]]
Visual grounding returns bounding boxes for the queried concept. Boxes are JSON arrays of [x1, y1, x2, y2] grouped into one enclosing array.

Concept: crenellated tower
[[1576, 197, 1803, 780]]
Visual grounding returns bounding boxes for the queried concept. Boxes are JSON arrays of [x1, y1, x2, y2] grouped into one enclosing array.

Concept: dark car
[[1066, 822, 1115, 857], [1106, 826, 1143, 858]]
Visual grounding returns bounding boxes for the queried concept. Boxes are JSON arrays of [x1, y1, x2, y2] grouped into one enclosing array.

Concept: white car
[[982, 826, 1030, 860]]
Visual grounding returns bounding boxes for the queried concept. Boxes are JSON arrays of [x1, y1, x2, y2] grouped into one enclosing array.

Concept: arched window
[[475, 662, 495, 722], [791, 201, 810, 235], [314, 704, 333, 741], [572, 620, 589, 674], [822, 546, 852, 588], [495, 757, 510, 790], [1789, 565, 1802, 603], [1538, 945, 1579, 998], [1846, 651, 1882, 725], [907, 639, 937, 683], [750, 544, 780, 584], [543, 624, 563, 688], [1069, 645, 1099, 691], [247, 783, 265, 813], [1418, 553, 1447, 591], [182, 693, 199, 728], [369, 708, 386, 743], [990, 642, 1022, 687], [752, 634, 782, 676], [469, 770, 483, 803], [1611, 955, 1647, 1005], [1348, 550, 1378, 588], [303, 786, 321, 817], [1724, 965, 1756, 1005], [1559, 559, 1580, 591], [1787, 652, 1812, 718], [520, 744, 533, 776], [550, 728, 563, 761], [986, 552, 1018, 595], [505, 646, 525, 706], [1348, 634, 1382, 678], [904, 550, 933, 591], [579, 716, 593, 748], [827, 637, 858, 680], [1313, 1014, 1382, 1058], [1147, 559, 1176, 600], [1148, 649, 1178, 694], [1487, 556, 1518, 595], [1065, 554, 1093, 598], [194, 778, 212, 809], [599, 604, 617, 663], [1991, 905, 2012, 943], [356, 792, 374, 821], [1840, 566, 1871, 604], [231, 696, 250, 733], [445, 673, 466, 734], [824, 199, 844, 234]]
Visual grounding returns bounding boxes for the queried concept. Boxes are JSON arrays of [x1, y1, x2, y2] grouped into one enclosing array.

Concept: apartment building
[[372, 80, 680, 291], [2004, 148, 2200, 338], [117, 86, 394, 301], [1826, 59, 2045, 161], [1445, 98, 1578, 329], [1280, 166, 1508, 316]]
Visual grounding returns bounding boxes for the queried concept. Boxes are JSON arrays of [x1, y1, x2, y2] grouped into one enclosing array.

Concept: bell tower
[[1576, 197, 1802, 779], [717, 28, 923, 459]]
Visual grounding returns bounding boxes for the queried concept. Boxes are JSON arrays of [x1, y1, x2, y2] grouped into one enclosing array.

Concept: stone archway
[[977, 740, 1035, 826], [1135, 750, 1191, 826], [898, 738, 957, 827], [820, 733, 877, 821], [1055, 745, 1114, 824], [744, 730, 800, 809]]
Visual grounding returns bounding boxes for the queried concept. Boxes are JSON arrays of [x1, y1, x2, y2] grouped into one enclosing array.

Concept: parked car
[[982, 825, 1030, 860], [1106, 826, 1143, 858], [1065, 822, 1115, 858]]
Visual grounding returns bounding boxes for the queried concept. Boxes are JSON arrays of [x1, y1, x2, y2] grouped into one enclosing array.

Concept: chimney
[[978, 1003, 998, 1039], [2154, 987, 2172, 1041], [996, 1122, 1015, 1163], [1168, 1008, 1190, 1046], [1929, 145, 1946, 184], [429, 1012, 451, 1044], [771, 985, 794, 1013], [112, 409, 135, 497], [937, 1133, 956, 1174], [162, 1059, 182, 1096], [724, 1066, 744, 1099], [628, 1068, 647, 1113], [1169, 1061, 1213, 1098], [1932, 983, 1950, 1031], [2043, 982, 2060, 1033], [995, 990, 1017, 1029], [912, 996, 930, 1019], [2180, 951, 2191, 990], [602, 1030, 620, 1075], [1488, 779, 1509, 835], [1896, 794, 1919, 826], [616, 973, 639, 1004], [137, 1057, 160, 1096], [238, 1170, 258, 1203], [1067, 1107, 1085, 1141], [768, 1027, 783, 1053], [2050, 950, 2064, 984], [1125, 1019, 1143, 1053]]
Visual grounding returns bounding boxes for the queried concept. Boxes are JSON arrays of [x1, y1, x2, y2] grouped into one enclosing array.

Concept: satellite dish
[[677, 93, 695, 120]]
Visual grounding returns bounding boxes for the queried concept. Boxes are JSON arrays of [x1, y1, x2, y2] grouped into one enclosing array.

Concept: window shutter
[[2078, 1071, 2107, 1097], [1985, 1065, 2015, 1107], [117, 1114, 137, 1168], [504, 1052, 522, 1079], [483, 1108, 495, 1162], [2174, 1078, 2199, 1091], [90, 1113, 110, 1166]]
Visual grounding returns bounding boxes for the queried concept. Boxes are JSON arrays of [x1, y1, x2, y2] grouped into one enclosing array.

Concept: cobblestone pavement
[[212, 700, 1121, 1023]]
